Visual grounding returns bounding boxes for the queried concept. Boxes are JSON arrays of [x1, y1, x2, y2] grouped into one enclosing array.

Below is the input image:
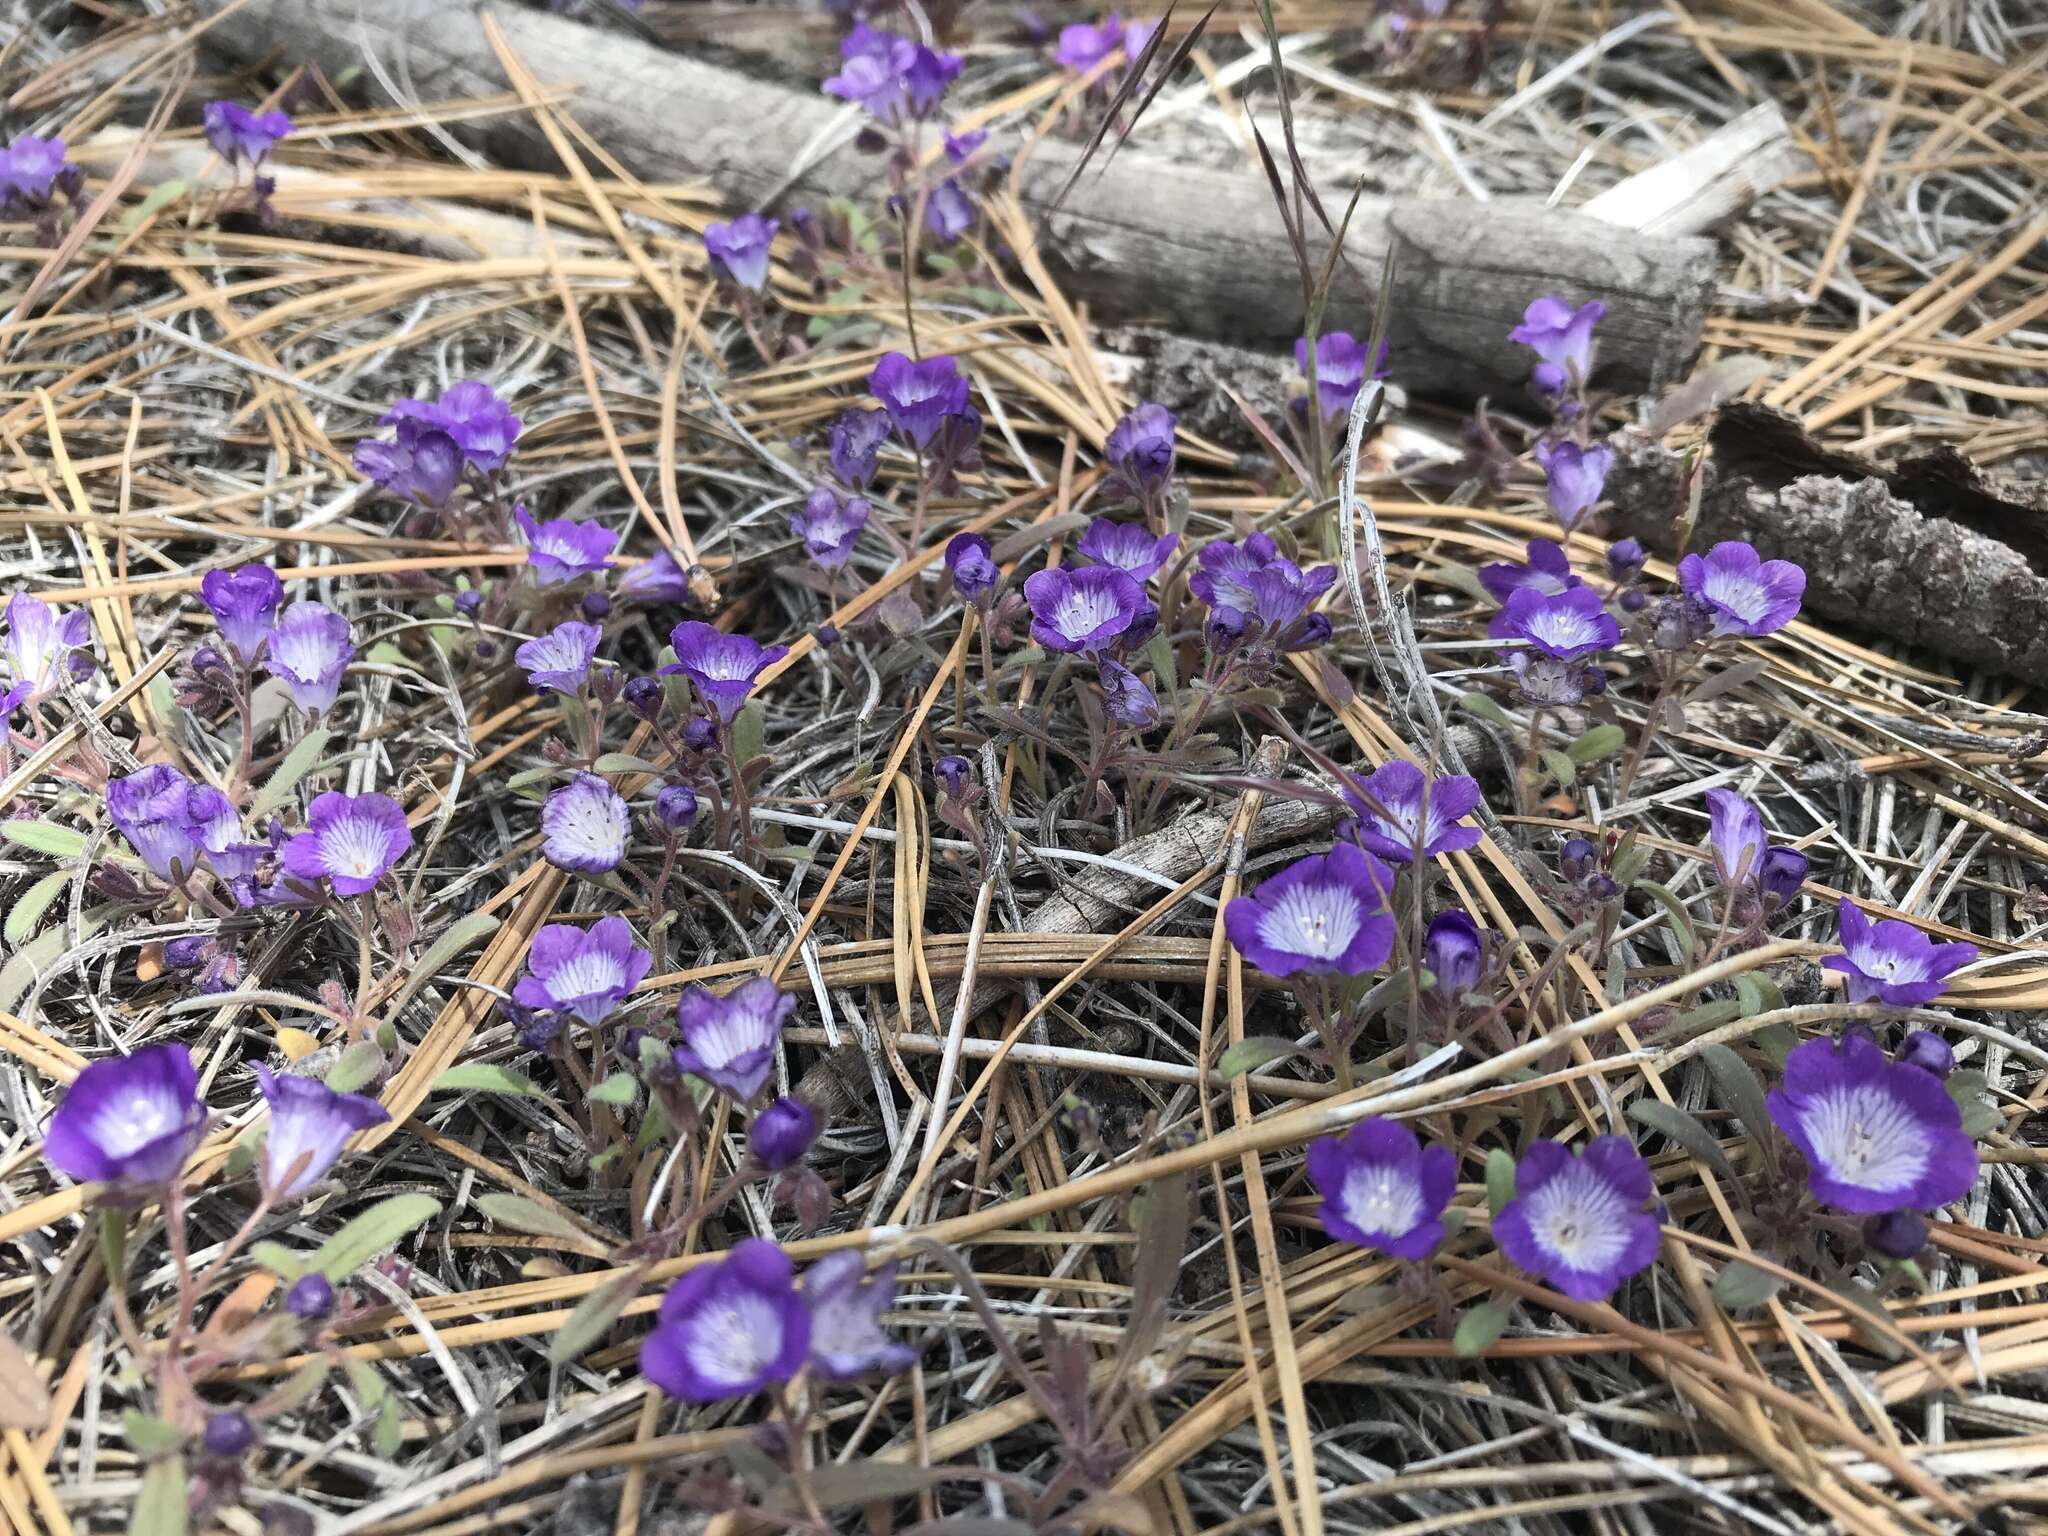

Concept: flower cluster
[[355, 380, 521, 508], [1296, 332, 1388, 424], [203, 101, 292, 167], [641, 1238, 914, 1403], [0, 134, 84, 227], [1189, 532, 1336, 655], [823, 23, 962, 124], [1053, 12, 1159, 74]]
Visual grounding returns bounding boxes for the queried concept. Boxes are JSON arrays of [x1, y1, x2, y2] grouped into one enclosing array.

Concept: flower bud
[[580, 592, 612, 622], [1897, 1031, 1954, 1079], [204, 1411, 255, 1458], [285, 1272, 335, 1321], [454, 589, 483, 616], [655, 784, 699, 831], [933, 754, 972, 800], [749, 1096, 820, 1171], [621, 676, 663, 722], [1862, 1210, 1928, 1260], [1606, 538, 1646, 584]]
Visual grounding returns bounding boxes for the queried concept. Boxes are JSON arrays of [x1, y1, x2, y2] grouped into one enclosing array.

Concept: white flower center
[[324, 814, 393, 880], [1054, 585, 1122, 637], [548, 949, 627, 1002], [684, 1293, 785, 1387], [270, 627, 334, 681], [1524, 1162, 1634, 1273], [1702, 570, 1768, 623], [1800, 1083, 1929, 1193], [91, 1091, 181, 1158], [1340, 1164, 1424, 1237], [1525, 608, 1599, 651], [689, 1009, 766, 1069], [1257, 880, 1364, 961]]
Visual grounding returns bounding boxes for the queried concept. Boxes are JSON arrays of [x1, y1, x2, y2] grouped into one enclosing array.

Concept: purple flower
[[1766, 1034, 1978, 1214], [513, 916, 651, 1027], [946, 532, 998, 605], [204, 1412, 255, 1459], [280, 792, 411, 896], [1898, 1031, 1954, 1079], [1607, 538, 1646, 584], [108, 765, 203, 881], [1295, 332, 1387, 422], [641, 1239, 810, 1403], [1, 135, 82, 211], [824, 25, 960, 123], [663, 621, 787, 721], [515, 621, 603, 694], [43, 1044, 205, 1190], [352, 422, 462, 509], [804, 1252, 917, 1380], [1535, 440, 1613, 532], [285, 1272, 335, 1321], [1677, 541, 1805, 638], [1305, 1118, 1455, 1259], [1494, 1137, 1661, 1301], [1488, 586, 1619, 685], [541, 774, 630, 874], [1760, 847, 1809, 908], [749, 1096, 819, 1171], [1054, 16, 1121, 72], [200, 565, 283, 665], [1188, 532, 1298, 617], [1865, 1210, 1928, 1260], [1342, 760, 1483, 864], [703, 213, 779, 293], [828, 408, 889, 490], [790, 488, 870, 572], [1703, 788, 1766, 886], [203, 101, 292, 166], [1223, 843, 1396, 978], [255, 1066, 388, 1202], [1103, 402, 1177, 503], [868, 352, 970, 451], [1096, 655, 1160, 729], [1423, 910, 1484, 1002], [263, 601, 354, 715], [925, 179, 976, 243], [1022, 566, 1148, 654], [1238, 564, 1336, 650], [382, 380, 521, 473], [1509, 296, 1606, 383], [186, 786, 267, 882], [933, 754, 972, 799], [1824, 903, 1977, 1008], [1478, 539, 1580, 603], [673, 977, 796, 1101], [618, 550, 694, 605], [2, 592, 93, 693], [944, 128, 987, 163], [655, 784, 699, 831], [1076, 519, 1178, 585], [515, 508, 616, 587], [904, 43, 964, 116]]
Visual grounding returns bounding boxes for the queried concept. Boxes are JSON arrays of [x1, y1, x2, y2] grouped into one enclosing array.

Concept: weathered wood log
[[1608, 403, 2048, 686], [197, 0, 1719, 401]]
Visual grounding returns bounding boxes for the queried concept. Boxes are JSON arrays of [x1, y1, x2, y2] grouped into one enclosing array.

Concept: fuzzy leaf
[[120, 178, 189, 232], [475, 1194, 589, 1244], [1609, 831, 1649, 888], [385, 912, 501, 1022], [248, 729, 333, 820], [133, 1452, 188, 1536], [1712, 1258, 1785, 1311], [250, 1241, 306, 1281], [324, 1041, 384, 1094], [310, 1195, 441, 1281], [591, 753, 665, 775], [1676, 997, 1744, 1038], [1700, 1042, 1773, 1147], [1452, 1301, 1511, 1357], [1627, 1099, 1735, 1184], [589, 1071, 638, 1106], [0, 821, 88, 859], [1217, 1036, 1298, 1079], [4, 870, 71, 946], [344, 1358, 390, 1413], [373, 1394, 404, 1457], [269, 1359, 329, 1413], [1687, 655, 1770, 705], [1565, 723, 1626, 766], [123, 1411, 185, 1457], [1485, 1147, 1516, 1217], [1458, 690, 1514, 729], [1633, 879, 1696, 965], [732, 700, 766, 773], [549, 1269, 640, 1364], [431, 1063, 543, 1097]]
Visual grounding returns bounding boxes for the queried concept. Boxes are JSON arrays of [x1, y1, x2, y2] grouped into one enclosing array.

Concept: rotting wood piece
[[195, 0, 1718, 401], [1607, 402, 2048, 687]]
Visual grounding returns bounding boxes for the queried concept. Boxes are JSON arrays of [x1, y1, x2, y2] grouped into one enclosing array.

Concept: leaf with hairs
[[431, 1063, 543, 1097], [1628, 1099, 1735, 1184], [133, 1452, 188, 1536], [475, 1194, 596, 1247], [549, 1269, 641, 1364], [1485, 1147, 1516, 1216], [1217, 1036, 1298, 1079], [248, 729, 332, 820], [1712, 1259, 1785, 1311], [1633, 879, 1696, 965], [1453, 1301, 1510, 1357], [383, 912, 501, 1022], [4, 870, 70, 946], [310, 1195, 440, 1281], [0, 821, 87, 859]]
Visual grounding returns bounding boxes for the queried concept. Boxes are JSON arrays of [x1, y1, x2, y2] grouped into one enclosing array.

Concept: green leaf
[[0, 906, 106, 1013], [310, 1195, 441, 1281], [1452, 1301, 1511, 1357], [1145, 631, 1178, 697], [384, 912, 501, 1022], [269, 1359, 329, 1413], [344, 1358, 390, 1413], [1700, 1042, 1773, 1147], [1675, 997, 1744, 1038], [549, 1269, 641, 1364], [589, 1072, 638, 1106], [1712, 1258, 1785, 1311], [373, 1394, 404, 1457], [1565, 723, 1626, 767], [1609, 831, 1650, 888], [1633, 879, 1696, 965], [1959, 1093, 2001, 1139], [1751, 1022, 1798, 1070], [248, 729, 332, 820], [1539, 748, 1578, 788], [250, 1241, 306, 1281], [732, 699, 766, 770], [123, 1411, 185, 1457], [1216, 1036, 1299, 1079], [4, 869, 71, 945], [224, 1137, 258, 1181], [1485, 1147, 1516, 1217], [120, 178, 188, 232], [1628, 1099, 1735, 1184], [100, 1209, 127, 1280], [0, 820, 88, 859], [133, 1451, 188, 1536], [592, 753, 665, 775], [324, 1041, 384, 1094], [1458, 690, 1514, 729], [475, 1193, 590, 1243], [431, 1062, 543, 1097]]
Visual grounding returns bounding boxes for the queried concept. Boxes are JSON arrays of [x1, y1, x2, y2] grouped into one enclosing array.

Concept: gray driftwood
[[197, 0, 1717, 401], [1608, 403, 2048, 686]]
